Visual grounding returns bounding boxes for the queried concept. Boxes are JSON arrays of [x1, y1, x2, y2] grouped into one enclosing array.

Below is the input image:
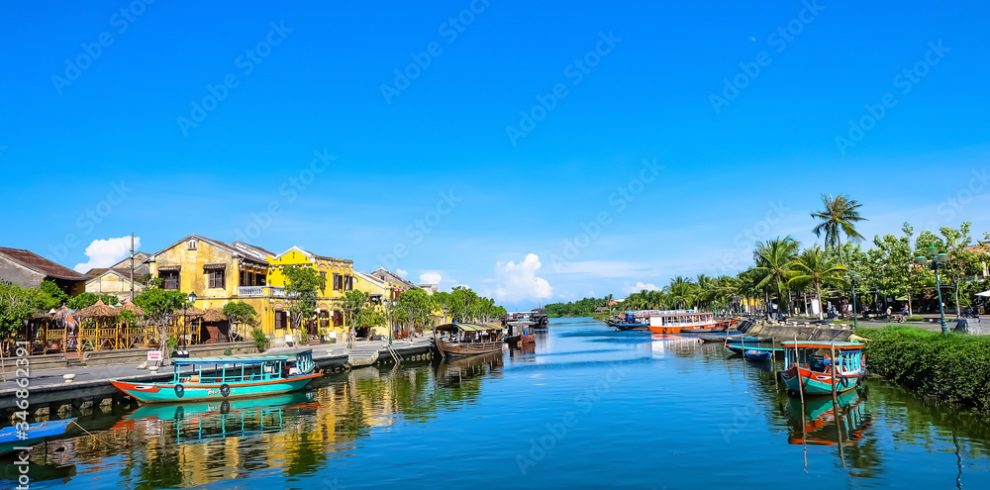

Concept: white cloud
[[395, 268, 408, 277], [495, 253, 553, 301], [74, 236, 141, 272], [625, 281, 660, 294], [419, 271, 442, 285]]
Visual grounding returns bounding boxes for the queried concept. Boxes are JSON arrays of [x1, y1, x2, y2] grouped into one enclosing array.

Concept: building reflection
[[10, 356, 503, 488]]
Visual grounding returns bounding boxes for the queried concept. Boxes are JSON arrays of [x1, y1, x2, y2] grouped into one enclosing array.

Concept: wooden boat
[[743, 350, 772, 362], [0, 418, 77, 454], [699, 333, 770, 344], [779, 341, 865, 397], [726, 343, 784, 357], [607, 313, 649, 331], [434, 323, 505, 359], [529, 309, 550, 330], [110, 350, 322, 404], [505, 320, 535, 344], [647, 310, 716, 334]]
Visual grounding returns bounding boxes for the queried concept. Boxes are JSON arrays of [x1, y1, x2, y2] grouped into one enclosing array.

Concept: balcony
[[237, 286, 287, 298]]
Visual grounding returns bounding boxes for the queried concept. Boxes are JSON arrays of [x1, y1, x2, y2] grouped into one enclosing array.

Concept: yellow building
[[266, 246, 356, 339], [147, 235, 274, 334]]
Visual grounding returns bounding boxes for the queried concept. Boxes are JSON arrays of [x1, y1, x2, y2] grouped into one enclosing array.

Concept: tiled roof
[[0, 247, 86, 280]]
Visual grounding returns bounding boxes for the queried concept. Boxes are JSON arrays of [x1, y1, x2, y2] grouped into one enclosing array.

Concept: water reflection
[[5, 320, 990, 488]]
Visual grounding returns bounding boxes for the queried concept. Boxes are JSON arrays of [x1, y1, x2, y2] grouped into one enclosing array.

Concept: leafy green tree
[[0, 282, 37, 338], [67, 292, 119, 310], [917, 222, 983, 316], [396, 288, 435, 333], [36, 280, 68, 310], [282, 265, 326, 337], [223, 301, 258, 340], [788, 246, 847, 319], [134, 287, 189, 357]]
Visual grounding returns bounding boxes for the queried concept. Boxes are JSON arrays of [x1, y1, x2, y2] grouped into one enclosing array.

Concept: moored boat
[[647, 310, 716, 334], [505, 320, 535, 345], [779, 341, 865, 397], [434, 323, 505, 359], [607, 312, 649, 331], [110, 350, 322, 404], [0, 418, 77, 454]]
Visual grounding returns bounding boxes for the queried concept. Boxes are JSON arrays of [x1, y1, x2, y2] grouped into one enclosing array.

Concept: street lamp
[[849, 271, 860, 329], [916, 245, 949, 334], [181, 292, 197, 357]]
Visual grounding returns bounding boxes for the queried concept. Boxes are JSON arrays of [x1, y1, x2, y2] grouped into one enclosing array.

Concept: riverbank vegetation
[[859, 326, 990, 412], [614, 195, 989, 319]]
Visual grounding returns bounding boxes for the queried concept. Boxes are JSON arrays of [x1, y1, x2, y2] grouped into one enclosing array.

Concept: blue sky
[[2, 1, 989, 309]]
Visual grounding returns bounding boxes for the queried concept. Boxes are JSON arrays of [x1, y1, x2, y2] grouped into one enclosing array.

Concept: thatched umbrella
[[202, 308, 227, 323], [76, 299, 120, 319], [120, 300, 145, 317], [184, 306, 205, 318], [75, 300, 120, 352]]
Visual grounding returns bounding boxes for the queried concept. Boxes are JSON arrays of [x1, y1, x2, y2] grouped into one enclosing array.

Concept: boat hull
[[436, 339, 504, 359], [780, 365, 862, 396], [110, 372, 322, 404]]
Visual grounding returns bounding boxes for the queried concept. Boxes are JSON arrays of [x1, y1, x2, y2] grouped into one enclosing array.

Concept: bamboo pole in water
[[830, 343, 840, 409], [794, 336, 805, 406]]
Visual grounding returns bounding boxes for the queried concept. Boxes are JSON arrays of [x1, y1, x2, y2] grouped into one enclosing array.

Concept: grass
[[857, 325, 990, 412]]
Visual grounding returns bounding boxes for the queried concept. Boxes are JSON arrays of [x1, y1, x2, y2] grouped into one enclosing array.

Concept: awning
[[157, 265, 181, 272], [203, 263, 227, 271], [976, 290, 990, 298]]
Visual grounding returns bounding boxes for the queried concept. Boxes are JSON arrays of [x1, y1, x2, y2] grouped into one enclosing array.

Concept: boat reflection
[[649, 335, 703, 359], [785, 390, 871, 447], [117, 392, 319, 444]]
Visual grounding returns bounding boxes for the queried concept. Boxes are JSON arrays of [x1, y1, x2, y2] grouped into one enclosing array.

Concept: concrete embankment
[[741, 320, 855, 342]]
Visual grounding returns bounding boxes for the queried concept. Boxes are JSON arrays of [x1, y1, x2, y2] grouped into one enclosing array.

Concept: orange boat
[[648, 311, 716, 334]]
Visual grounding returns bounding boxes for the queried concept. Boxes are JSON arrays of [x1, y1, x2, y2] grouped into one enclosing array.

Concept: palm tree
[[752, 237, 800, 316], [811, 194, 867, 258], [788, 246, 847, 320], [665, 276, 696, 309]]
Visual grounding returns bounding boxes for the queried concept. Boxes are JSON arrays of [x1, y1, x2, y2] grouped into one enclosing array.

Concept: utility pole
[[130, 233, 135, 301]]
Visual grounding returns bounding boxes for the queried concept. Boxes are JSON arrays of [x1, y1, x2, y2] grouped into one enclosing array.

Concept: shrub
[[858, 326, 990, 412], [251, 327, 268, 352]]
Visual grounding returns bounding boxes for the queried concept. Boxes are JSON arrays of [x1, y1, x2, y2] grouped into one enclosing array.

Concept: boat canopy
[[780, 341, 863, 351], [435, 323, 503, 333], [173, 355, 296, 366]]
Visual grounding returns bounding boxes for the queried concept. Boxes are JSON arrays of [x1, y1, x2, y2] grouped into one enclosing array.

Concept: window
[[187, 239, 198, 250], [161, 271, 180, 290], [345, 275, 354, 290], [320, 272, 327, 290], [332, 273, 342, 291], [207, 268, 225, 289], [275, 311, 287, 330]]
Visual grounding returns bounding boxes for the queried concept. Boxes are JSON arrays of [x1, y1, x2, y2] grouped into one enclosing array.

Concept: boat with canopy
[[779, 341, 865, 396], [434, 323, 505, 359], [110, 350, 321, 404]]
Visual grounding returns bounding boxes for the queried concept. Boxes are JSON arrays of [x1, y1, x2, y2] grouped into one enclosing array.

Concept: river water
[[5, 317, 990, 489]]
